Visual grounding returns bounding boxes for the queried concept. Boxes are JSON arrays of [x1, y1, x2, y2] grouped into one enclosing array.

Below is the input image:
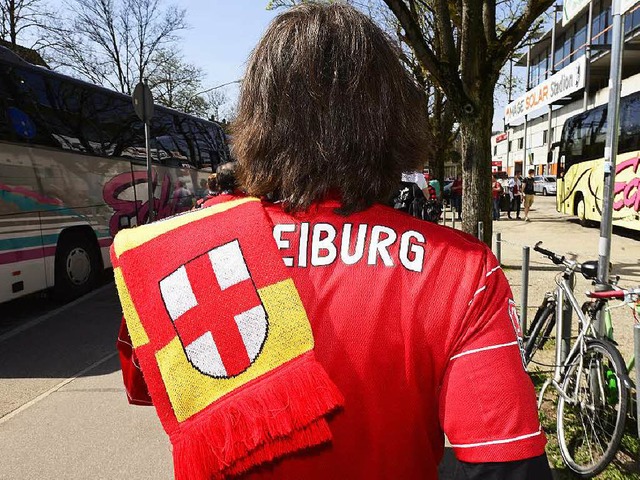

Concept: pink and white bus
[[0, 47, 230, 303]]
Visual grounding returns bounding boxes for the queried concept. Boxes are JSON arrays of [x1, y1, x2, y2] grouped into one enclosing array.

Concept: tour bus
[[0, 47, 230, 304], [556, 90, 640, 230]]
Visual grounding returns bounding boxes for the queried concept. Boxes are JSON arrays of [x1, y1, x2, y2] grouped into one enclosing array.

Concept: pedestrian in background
[[492, 175, 503, 221], [507, 175, 521, 220], [522, 169, 536, 222], [194, 173, 219, 209]]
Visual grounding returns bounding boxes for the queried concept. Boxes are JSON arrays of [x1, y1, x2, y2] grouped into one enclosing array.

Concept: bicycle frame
[[538, 268, 600, 408]]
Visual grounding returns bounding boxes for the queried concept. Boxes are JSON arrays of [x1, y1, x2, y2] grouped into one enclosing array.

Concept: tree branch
[[493, 0, 554, 69]]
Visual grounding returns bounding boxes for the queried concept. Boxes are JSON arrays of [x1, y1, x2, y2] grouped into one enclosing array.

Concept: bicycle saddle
[[580, 260, 598, 280]]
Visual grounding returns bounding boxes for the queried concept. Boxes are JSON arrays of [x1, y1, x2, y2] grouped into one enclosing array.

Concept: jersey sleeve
[[438, 250, 546, 463]]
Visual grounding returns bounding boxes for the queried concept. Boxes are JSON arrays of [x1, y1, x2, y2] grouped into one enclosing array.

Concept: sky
[[176, 1, 280, 116]]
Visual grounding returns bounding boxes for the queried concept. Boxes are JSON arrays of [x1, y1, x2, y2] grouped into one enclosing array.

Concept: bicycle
[[525, 242, 639, 477], [523, 242, 599, 367]]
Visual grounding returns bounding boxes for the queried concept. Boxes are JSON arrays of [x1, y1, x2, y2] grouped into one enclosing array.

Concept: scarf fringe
[[172, 352, 343, 480]]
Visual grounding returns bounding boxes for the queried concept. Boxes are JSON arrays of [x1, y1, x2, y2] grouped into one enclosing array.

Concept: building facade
[[493, 0, 640, 177]]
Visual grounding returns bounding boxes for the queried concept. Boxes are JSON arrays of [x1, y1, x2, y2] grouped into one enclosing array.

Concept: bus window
[[584, 105, 606, 161], [620, 93, 640, 154]]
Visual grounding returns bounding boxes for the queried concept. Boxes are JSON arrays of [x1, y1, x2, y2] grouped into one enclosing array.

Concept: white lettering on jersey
[[273, 223, 426, 272], [273, 224, 295, 267], [399, 230, 425, 272], [341, 223, 368, 265], [311, 223, 338, 266], [298, 222, 310, 267], [367, 226, 397, 267]]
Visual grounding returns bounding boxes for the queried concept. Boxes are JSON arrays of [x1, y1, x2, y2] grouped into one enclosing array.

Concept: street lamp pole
[[193, 79, 242, 98], [185, 79, 242, 119]]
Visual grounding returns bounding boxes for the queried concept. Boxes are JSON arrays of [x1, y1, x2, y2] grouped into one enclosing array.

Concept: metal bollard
[[635, 324, 640, 438], [451, 205, 456, 229], [520, 246, 530, 334], [477, 221, 484, 241], [495, 232, 502, 265]]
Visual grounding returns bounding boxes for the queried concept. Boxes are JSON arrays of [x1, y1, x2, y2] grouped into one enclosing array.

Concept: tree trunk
[[9, 0, 16, 45], [459, 104, 493, 246]]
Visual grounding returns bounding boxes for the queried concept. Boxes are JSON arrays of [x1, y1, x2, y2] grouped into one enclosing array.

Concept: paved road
[[0, 283, 173, 479]]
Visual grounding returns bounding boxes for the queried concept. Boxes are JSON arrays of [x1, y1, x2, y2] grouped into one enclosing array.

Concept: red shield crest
[[159, 239, 268, 378]]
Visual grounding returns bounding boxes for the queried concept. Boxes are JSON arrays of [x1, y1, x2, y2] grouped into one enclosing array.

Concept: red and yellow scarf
[[111, 197, 343, 479]]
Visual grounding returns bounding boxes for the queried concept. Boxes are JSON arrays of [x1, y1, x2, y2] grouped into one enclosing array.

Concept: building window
[[574, 17, 587, 59], [518, 138, 524, 150], [554, 33, 565, 70], [543, 129, 548, 145], [493, 145, 497, 155], [592, 5, 610, 45]]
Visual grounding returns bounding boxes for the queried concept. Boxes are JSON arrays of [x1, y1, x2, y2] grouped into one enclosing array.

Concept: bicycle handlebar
[[587, 288, 640, 300], [586, 290, 625, 299], [533, 241, 566, 266]]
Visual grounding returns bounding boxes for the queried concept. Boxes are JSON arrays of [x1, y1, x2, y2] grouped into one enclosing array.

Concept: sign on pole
[[504, 56, 586, 125], [622, 0, 640, 13], [563, 0, 592, 26], [132, 81, 155, 223]]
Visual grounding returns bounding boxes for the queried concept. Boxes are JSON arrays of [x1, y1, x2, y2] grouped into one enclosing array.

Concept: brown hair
[[216, 161, 237, 192], [232, 2, 429, 214], [207, 173, 217, 191]]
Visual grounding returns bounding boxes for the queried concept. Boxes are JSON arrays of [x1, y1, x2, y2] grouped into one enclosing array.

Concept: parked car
[[533, 175, 557, 196]]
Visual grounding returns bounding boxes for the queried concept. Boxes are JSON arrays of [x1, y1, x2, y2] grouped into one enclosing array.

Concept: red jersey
[[242, 199, 545, 478]]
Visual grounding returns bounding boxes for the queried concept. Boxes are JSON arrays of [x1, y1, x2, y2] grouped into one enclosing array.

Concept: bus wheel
[[54, 232, 100, 301], [576, 197, 589, 227]]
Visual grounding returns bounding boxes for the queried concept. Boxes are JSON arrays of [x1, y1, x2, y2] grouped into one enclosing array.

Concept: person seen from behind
[[194, 173, 219, 209], [402, 170, 431, 200], [492, 175, 503, 221], [202, 161, 239, 208], [507, 174, 521, 219], [230, 4, 550, 479], [523, 169, 536, 222], [116, 4, 552, 479]]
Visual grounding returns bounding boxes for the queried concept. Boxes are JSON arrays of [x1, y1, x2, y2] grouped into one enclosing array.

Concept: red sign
[[492, 161, 502, 167], [495, 133, 508, 143]]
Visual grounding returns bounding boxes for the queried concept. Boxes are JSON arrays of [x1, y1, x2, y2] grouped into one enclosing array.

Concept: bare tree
[[206, 89, 229, 122], [381, 0, 553, 243], [44, 0, 186, 95], [146, 49, 208, 116], [0, 0, 52, 47]]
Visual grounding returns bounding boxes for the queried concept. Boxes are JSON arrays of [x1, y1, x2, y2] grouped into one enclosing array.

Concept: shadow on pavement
[[0, 279, 122, 379]]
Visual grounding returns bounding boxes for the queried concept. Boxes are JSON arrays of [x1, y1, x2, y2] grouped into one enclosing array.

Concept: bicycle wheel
[[524, 302, 555, 366], [557, 339, 628, 477]]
